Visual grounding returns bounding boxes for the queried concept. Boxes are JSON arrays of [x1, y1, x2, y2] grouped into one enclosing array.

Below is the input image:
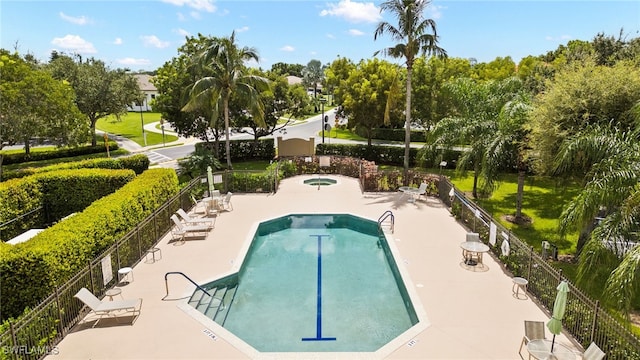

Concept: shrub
[[0, 169, 179, 320], [2, 143, 119, 165], [3, 154, 149, 180]]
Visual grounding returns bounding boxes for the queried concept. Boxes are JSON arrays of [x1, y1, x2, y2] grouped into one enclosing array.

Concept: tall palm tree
[[182, 32, 270, 169], [374, 0, 446, 181], [555, 124, 640, 314]]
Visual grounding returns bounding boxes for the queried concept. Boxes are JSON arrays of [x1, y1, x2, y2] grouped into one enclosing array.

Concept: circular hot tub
[[303, 178, 337, 186]]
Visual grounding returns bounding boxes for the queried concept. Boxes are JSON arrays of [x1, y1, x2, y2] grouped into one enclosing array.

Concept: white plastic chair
[[170, 214, 210, 243], [582, 342, 605, 360], [176, 209, 215, 228], [519, 320, 546, 359]]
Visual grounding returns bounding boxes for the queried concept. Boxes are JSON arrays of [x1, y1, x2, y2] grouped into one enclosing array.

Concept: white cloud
[[348, 29, 364, 36], [162, 0, 216, 13], [426, 5, 443, 20], [177, 12, 186, 21], [113, 38, 123, 45], [176, 28, 191, 37], [141, 35, 170, 48], [236, 26, 249, 33], [190, 10, 201, 19], [51, 35, 97, 54], [59, 12, 90, 25], [280, 45, 295, 52], [117, 57, 151, 66], [327, 33, 336, 39], [320, 0, 381, 23]]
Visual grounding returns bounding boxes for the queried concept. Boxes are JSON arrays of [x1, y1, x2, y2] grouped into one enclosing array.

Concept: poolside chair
[[221, 192, 233, 212], [170, 214, 211, 243], [463, 232, 483, 264], [190, 195, 208, 215], [583, 342, 606, 360], [408, 182, 428, 203], [176, 209, 215, 229], [519, 320, 546, 359], [74, 287, 142, 327]]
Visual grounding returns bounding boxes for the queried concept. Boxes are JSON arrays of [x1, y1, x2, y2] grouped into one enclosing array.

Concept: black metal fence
[[2, 167, 639, 359], [437, 176, 640, 359]]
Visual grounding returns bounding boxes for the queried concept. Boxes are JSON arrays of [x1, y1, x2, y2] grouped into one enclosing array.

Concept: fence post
[[136, 225, 142, 260], [528, 246, 534, 281], [54, 285, 66, 337], [88, 262, 95, 293], [591, 300, 599, 343]]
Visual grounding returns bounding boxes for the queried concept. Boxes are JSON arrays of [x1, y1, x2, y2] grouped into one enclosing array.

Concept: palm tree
[[555, 124, 640, 314], [429, 77, 523, 198], [374, 0, 446, 181], [182, 32, 270, 169]]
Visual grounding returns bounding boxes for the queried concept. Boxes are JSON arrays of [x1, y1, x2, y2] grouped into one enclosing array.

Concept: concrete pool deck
[[48, 175, 582, 359]]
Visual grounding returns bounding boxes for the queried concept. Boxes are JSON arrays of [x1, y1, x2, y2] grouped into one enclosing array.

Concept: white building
[[128, 74, 158, 112]]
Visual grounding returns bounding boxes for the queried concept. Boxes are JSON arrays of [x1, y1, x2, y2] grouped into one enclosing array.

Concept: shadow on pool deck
[[48, 175, 581, 360]]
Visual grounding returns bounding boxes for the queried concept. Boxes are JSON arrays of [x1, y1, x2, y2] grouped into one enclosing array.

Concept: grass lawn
[[446, 170, 582, 254], [96, 112, 179, 147]]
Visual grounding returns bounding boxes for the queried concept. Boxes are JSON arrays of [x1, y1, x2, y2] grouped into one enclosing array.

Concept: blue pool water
[[200, 214, 418, 352]]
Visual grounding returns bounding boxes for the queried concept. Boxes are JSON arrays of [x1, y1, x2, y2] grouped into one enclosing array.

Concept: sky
[[1, 0, 639, 72]]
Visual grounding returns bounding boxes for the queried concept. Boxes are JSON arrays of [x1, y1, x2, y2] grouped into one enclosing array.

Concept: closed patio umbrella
[[207, 166, 215, 197], [547, 280, 569, 352]]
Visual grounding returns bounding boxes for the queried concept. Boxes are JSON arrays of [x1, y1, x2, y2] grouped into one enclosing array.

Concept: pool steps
[[189, 284, 237, 325]]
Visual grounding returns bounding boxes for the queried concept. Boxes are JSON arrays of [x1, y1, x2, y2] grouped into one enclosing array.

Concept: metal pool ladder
[[378, 210, 394, 233]]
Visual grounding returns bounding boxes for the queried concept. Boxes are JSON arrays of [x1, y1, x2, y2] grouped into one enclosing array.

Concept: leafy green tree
[[302, 59, 325, 111], [412, 56, 473, 130], [472, 56, 517, 81], [270, 62, 304, 77], [48, 55, 140, 146], [325, 56, 356, 106], [374, 0, 446, 179], [154, 34, 222, 159], [341, 58, 404, 145], [0, 50, 87, 155], [529, 60, 640, 174], [428, 77, 525, 198], [182, 31, 270, 169], [555, 123, 640, 314]]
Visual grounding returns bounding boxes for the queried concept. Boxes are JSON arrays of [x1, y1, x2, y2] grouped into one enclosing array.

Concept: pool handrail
[[164, 271, 211, 298], [378, 210, 394, 233]]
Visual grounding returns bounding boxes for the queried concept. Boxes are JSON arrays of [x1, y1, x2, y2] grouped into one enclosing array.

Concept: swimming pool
[[188, 214, 422, 354]]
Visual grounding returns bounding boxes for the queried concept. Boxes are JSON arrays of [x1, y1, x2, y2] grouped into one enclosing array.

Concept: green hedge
[[1, 142, 119, 165], [0, 168, 179, 320], [0, 169, 136, 242], [354, 127, 427, 142], [197, 138, 275, 162], [2, 154, 149, 180], [317, 143, 419, 166]]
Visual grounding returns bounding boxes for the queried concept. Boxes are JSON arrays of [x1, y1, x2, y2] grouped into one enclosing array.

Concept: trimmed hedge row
[[0, 169, 136, 242], [2, 154, 150, 180], [317, 143, 419, 166], [197, 138, 275, 162], [1, 142, 119, 165], [354, 127, 427, 143], [0, 168, 179, 320]]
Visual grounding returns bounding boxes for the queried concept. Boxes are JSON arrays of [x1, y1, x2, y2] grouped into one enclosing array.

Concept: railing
[[164, 272, 211, 298], [0, 177, 202, 360], [378, 210, 394, 234], [436, 175, 640, 359]]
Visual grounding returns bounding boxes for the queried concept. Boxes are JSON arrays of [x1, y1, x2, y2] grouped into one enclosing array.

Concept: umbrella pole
[[551, 334, 556, 352]]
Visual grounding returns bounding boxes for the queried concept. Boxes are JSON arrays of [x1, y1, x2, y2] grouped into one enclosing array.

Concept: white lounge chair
[[190, 195, 208, 215], [176, 208, 215, 228], [74, 287, 142, 327], [407, 183, 428, 202], [583, 342, 606, 360], [170, 214, 210, 243]]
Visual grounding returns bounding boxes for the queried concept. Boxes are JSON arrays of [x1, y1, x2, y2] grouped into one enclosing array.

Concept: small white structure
[[128, 74, 157, 112]]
